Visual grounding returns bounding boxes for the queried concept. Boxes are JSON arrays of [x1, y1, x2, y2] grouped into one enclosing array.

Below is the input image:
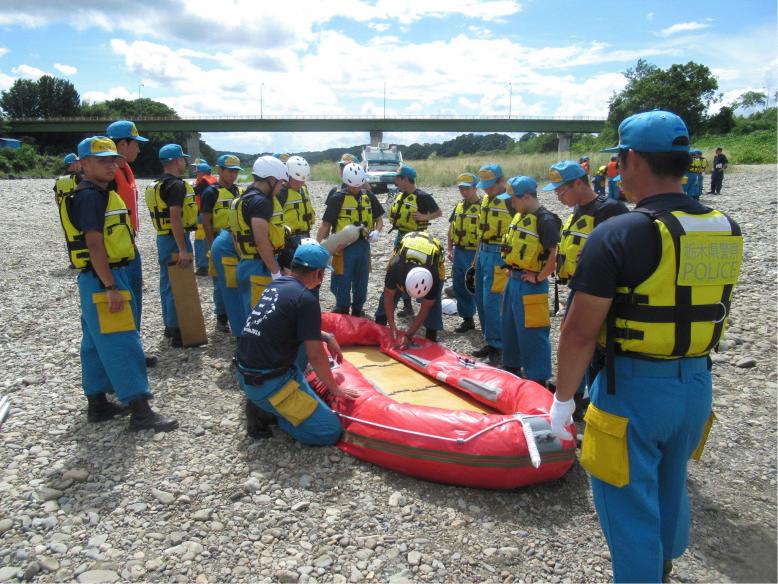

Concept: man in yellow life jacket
[[326, 153, 360, 205], [65, 136, 177, 433], [498, 176, 561, 385], [145, 144, 197, 347], [472, 163, 514, 366], [192, 161, 218, 276], [446, 172, 481, 333], [54, 153, 81, 205], [317, 162, 385, 317], [375, 164, 441, 322], [592, 164, 607, 195], [552, 111, 742, 582], [232, 155, 289, 327], [280, 155, 315, 245], [200, 154, 242, 334]]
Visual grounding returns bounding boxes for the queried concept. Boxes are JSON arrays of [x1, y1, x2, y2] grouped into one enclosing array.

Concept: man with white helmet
[[382, 231, 444, 346], [280, 156, 316, 246], [230, 155, 288, 326], [317, 162, 384, 317]]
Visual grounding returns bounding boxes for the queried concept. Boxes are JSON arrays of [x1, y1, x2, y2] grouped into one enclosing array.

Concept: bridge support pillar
[[186, 133, 201, 163], [369, 130, 383, 146], [557, 133, 572, 157]]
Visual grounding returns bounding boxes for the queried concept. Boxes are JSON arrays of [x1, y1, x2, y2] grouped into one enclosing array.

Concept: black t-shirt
[[322, 190, 385, 226], [70, 180, 108, 232], [240, 187, 274, 225], [237, 277, 321, 370], [201, 183, 239, 215], [570, 193, 731, 299], [159, 173, 186, 208], [570, 195, 629, 228], [395, 189, 440, 223], [534, 206, 562, 250], [384, 255, 441, 301], [713, 153, 729, 171]]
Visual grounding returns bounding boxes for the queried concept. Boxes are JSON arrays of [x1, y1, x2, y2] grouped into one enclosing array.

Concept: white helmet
[[342, 162, 366, 188], [286, 155, 310, 181], [405, 267, 433, 299], [252, 155, 289, 181]]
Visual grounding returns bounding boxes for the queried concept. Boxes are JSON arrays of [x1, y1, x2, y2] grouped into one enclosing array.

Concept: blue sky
[[0, 0, 775, 154]]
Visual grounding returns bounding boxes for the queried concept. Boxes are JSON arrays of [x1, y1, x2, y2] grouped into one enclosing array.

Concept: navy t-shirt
[[70, 180, 108, 233], [570, 193, 733, 299], [159, 173, 186, 208], [201, 183, 239, 215], [533, 206, 562, 251], [237, 277, 321, 370], [322, 190, 385, 226], [384, 255, 441, 300], [569, 195, 629, 228], [240, 187, 274, 225]]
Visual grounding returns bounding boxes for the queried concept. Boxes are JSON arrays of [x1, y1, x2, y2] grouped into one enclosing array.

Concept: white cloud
[[82, 86, 136, 103], [646, 12, 654, 21], [11, 64, 47, 79], [0, 70, 15, 91], [0, 47, 9, 58], [657, 21, 711, 37], [53, 63, 77, 76], [368, 22, 391, 32]]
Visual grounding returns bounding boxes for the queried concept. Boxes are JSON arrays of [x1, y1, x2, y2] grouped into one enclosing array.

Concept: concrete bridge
[[8, 115, 605, 160]]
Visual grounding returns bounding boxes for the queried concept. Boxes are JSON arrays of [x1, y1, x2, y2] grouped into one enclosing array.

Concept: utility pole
[[383, 82, 386, 118], [260, 83, 264, 119], [508, 82, 513, 119], [138, 83, 144, 100]]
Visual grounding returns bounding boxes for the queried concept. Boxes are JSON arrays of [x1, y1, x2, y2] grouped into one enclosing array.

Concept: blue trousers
[[78, 268, 151, 403], [593, 176, 605, 195], [156, 234, 193, 328], [374, 232, 414, 320], [194, 217, 208, 270], [238, 347, 343, 446], [608, 178, 619, 200], [452, 247, 476, 319], [127, 247, 143, 328], [588, 355, 711, 583], [501, 274, 551, 381], [237, 258, 271, 327], [474, 244, 504, 349], [693, 173, 703, 197], [211, 230, 242, 336], [682, 173, 694, 195], [334, 238, 369, 313]]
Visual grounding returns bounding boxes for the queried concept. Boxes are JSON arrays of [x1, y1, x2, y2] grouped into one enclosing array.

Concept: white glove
[[549, 395, 575, 440], [271, 272, 282, 281], [368, 230, 380, 244]]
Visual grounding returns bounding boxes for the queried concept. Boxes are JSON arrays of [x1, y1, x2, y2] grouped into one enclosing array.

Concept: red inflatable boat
[[308, 314, 576, 490]]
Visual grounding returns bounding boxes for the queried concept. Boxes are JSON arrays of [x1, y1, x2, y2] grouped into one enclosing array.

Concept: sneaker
[[472, 345, 491, 358], [454, 318, 475, 333]]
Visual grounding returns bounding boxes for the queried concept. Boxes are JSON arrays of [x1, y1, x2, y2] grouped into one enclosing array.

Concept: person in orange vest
[[192, 161, 218, 275], [606, 156, 620, 200], [106, 120, 157, 368], [578, 156, 590, 175]]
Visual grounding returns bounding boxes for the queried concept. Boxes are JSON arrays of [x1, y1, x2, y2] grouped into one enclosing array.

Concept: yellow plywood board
[[341, 347, 495, 415]]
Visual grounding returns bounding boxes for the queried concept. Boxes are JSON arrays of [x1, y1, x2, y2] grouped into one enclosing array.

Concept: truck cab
[[362, 144, 402, 194]]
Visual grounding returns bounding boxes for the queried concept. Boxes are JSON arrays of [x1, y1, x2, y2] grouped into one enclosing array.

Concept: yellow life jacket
[[231, 188, 286, 259], [597, 165, 607, 177], [501, 210, 557, 272], [209, 184, 241, 232], [479, 194, 513, 244], [450, 199, 481, 250], [598, 208, 742, 362], [144, 177, 198, 234], [60, 185, 136, 270], [54, 174, 79, 206], [557, 208, 598, 282], [334, 190, 374, 233], [690, 158, 706, 173], [389, 190, 430, 232], [394, 231, 446, 282], [282, 185, 316, 235]]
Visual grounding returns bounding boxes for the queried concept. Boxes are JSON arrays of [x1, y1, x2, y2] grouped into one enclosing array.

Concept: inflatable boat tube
[[308, 314, 577, 490], [320, 224, 362, 254]]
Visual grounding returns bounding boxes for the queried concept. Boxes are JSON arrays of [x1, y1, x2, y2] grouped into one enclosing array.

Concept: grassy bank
[[0, 144, 61, 178]]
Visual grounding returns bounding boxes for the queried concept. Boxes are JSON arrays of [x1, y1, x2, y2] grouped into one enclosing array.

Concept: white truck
[[361, 144, 402, 194]]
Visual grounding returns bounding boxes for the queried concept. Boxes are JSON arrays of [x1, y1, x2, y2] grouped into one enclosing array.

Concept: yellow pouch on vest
[[522, 293, 550, 328], [268, 378, 318, 427], [438, 260, 445, 280], [92, 290, 136, 334], [222, 256, 238, 288], [691, 411, 716, 460], [581, 404, 630, 487], [332, 251, 345, 276], [207, 251, 217, 278], [195, 223, 205, 240], [250, 274, 272, 307], [490, 266, 507, 294]]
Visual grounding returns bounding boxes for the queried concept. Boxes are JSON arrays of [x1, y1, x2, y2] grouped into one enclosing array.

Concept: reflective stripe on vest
[[283, 185, 316, 234], [479, 194, 512, 244], [597, 208, 743, 360], [334, 191, 374, 233], [451, 200, 480, 250], [501, 212, 545, 271], [144, 178, 198, 235], [389, 190, 428, 232]]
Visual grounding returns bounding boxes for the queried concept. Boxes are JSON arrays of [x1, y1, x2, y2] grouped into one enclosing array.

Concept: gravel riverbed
[[0, 166, 775, 583]]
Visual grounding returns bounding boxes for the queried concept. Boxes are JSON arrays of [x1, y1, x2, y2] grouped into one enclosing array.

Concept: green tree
[[0, 79, 41, 118], [734, 90, 767, 111], [607, 60, 719, 136], [0, 76, 80, 118]]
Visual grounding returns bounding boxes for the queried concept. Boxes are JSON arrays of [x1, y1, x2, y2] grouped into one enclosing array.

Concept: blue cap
[[689, 148, 703, 155], [63, 153, 78, 165], [542, 160, 587, 191], [613, 175, 622, 183], [292, 242, 333, 271], [602, 110, 690, 153], [195, 161, 211, 173], [393, 164, 417, 180], [217, 154, 242, 170], [498, 176, 537, 199], [77, 136, 122, 159], [476, 164, 503, 189], [106, 120, 148, 142], [456, 172, 478, 187], [159, 144, 189, 161]]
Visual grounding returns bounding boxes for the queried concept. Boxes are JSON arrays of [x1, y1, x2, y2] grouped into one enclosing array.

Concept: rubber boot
[[216, 314, 230, 334], [454, 318, 475, 333], [375, 315, 388, 326], [472, 345, 491, 358], [128, 397, 179, 433], [424, 329, 438, 342], [663, 560, 673, 583], [87, 393, 130, 423], [351, 307, 365, 318], [502, 366, 522, 376], [487, 347, 502, 366], [164, 327, 173, 338], [170, 328, 183, 348], [245, 399, 273, 440]]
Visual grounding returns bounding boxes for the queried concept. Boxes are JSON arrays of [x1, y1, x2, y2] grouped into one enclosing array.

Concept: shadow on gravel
[[689, 479, 778, 582]]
